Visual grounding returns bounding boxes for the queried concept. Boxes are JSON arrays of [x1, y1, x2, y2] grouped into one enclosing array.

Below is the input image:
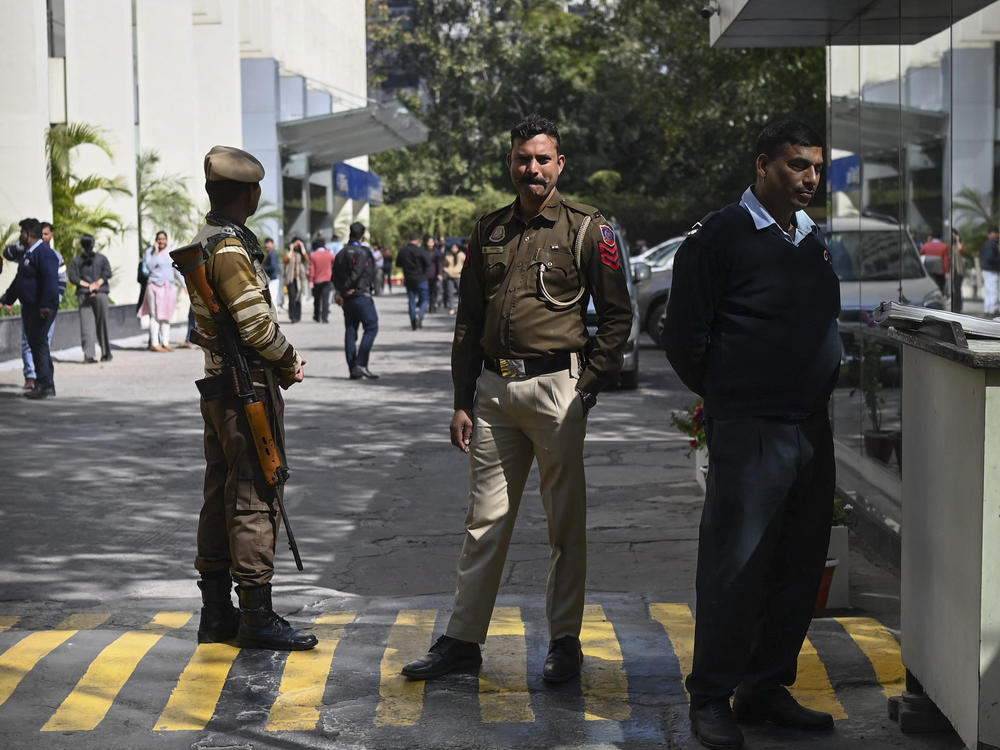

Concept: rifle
[[170, 241, 304, 570]]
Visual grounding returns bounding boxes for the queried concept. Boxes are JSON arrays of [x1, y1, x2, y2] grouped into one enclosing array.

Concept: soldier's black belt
[[483, 352, 573, 379]]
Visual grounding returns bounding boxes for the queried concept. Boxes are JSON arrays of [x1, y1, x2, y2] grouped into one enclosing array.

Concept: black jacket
[[332, 242, 376, 298], [663, 202, 841, 420], [396, 242, 430, 287]]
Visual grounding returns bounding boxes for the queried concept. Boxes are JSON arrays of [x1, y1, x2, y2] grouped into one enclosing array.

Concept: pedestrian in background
[[139, 230, 183, 352], [396, 232, 431, 330], [442, 242, 465, 315], [284, 237, 309, 323], [402, 113, 632, 684], [188, 145, 315, 651], [1, 218, 61, 398], [332, 221, 379, 380], [262, 236, 281, 306], [920, 235, 949, 295], [67, 234, 113, 363], [3, 220, 66, 388], [381, 244, 394, 294], [982, 225, 999, 318], [308, 239, 333, 323], [664, 120, 839, 750], [424, 234, 443, 313]]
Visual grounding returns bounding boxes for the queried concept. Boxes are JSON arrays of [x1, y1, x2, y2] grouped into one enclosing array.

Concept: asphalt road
[[0, 293, 965, 749]]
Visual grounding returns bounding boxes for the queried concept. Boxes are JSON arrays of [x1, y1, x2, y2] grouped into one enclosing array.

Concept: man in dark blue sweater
[[664, 121, 840, 750], [1, 218, 61, 399]]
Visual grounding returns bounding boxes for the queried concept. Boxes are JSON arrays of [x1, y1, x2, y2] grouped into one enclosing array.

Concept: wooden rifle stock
[[170, 241, 303, 570]]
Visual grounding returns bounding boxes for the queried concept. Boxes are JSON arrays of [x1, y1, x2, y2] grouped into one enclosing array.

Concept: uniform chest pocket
[[532, 247, 583, 306], [484, 252, 511, 292]]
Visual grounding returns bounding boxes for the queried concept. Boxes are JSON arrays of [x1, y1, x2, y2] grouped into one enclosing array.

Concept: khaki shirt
[[452, 189, 633, 410], [190, 219, 302, 387]]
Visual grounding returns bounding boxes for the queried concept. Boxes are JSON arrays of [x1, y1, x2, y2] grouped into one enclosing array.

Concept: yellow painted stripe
[[649, 603, 695, 691], [154, 643, 238, 730], [374, 609, 437, 727], [836, 617, 905, 699], [0, 616, 21, 633], [267, 611, 357, 731], [479, 606, 534, 724], [790, 636, 847, 720], [0, 613, 110, 708], [42, 611, 193, 731], [580, 604, 630, 721]]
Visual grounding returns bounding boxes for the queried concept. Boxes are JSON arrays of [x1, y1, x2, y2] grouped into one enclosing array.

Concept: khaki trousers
[[195, 386, 283, 587], [446, 366, 588, 644]]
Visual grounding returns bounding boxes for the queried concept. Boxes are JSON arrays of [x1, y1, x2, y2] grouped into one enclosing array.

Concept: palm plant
[[46, 122, 130, 256], [954, 186, 998, 254], [135, 149, 197, 255]]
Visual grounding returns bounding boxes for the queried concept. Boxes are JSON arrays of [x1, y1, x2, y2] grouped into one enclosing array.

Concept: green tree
[[135, 149, 197, 255], [47, 122, 130, 256], [369, 1, 825, 241], [954, 186, 998, 255]]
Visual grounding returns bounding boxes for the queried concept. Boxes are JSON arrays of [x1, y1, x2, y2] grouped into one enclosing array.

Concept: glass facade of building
[[826, 3, 1000, 510]]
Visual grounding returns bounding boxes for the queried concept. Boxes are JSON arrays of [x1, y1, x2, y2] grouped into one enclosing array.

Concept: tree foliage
[[47, 122, 130, 256], [135, 149, 197, 255], [369, 0, 825, 241]]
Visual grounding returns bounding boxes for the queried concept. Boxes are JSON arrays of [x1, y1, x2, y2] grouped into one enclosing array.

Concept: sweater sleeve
[[662, 234, 727, 397]]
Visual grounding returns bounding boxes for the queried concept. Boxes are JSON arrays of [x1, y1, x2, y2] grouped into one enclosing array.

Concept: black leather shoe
[[359, 367, 379, 379], [24, 386, 55, 399], [733, 685, 833, 730], [401, 635, 481, 680], [690, 698, 744, 750], [101, 353, 113, 361], [349, 367, 365, 380], [84, 356, 97, 364], [236, 584, 318, 651], [542, 635, 582, 683]]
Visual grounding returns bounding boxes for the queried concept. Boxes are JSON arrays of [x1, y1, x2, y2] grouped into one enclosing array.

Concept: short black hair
[[510, 113, 560, 152], [19, 218, 41, 239], [205, 179, 255, 208], [409, 232, 421, 241], [990, 226, 1000, 234], [263, 236, 273, 244], [40, 221, 53, 233], [349, 222, 365, 241], [312, 239, 326, 251], [755, 120, 824, 160], [80, 234, 95, 252]]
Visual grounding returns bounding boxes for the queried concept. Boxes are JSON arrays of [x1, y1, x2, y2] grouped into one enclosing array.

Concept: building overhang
[[277, 99, 428, 170], [708, 0, 995, 47], [829, 96, 949, 154]]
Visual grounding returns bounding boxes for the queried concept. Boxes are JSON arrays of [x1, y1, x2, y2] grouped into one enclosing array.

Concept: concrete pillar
[[0, 0, 52, 292], [64, 0, 139, 306], [240, 57, 281, 243]]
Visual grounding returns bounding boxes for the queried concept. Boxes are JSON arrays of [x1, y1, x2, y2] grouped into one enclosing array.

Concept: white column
[[0, 0, 51, 291], [64, 0, 139, 307]]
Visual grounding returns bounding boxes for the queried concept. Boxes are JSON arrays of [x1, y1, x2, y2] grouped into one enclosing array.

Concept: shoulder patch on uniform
[[489, 225, 505, 242], [600, 224, 617, 247], [599, 237, 621, 271]]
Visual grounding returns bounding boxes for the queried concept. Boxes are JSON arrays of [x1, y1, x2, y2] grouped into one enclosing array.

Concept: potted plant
[[853, 332, 894, 463], [671, 398, 708, 490]]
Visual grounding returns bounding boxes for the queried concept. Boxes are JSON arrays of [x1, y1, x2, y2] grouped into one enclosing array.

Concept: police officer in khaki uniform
[[189, 146, 316, 651], [402, 114, 632, 682]]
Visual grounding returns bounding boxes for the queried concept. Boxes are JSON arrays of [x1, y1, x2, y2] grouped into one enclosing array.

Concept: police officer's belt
[[483, 352, 573, 379]]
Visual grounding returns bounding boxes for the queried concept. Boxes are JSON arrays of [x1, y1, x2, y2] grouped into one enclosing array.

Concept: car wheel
[[646, 298, 666, 343]]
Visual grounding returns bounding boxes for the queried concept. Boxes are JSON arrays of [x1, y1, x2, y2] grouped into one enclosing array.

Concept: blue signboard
[[334, 163, 383, 205], [830, 154, 861, 192]]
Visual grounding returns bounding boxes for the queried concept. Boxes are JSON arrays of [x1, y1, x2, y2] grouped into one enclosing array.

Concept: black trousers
[[312, 280, 331, 322], [686, 410, 834, 702]]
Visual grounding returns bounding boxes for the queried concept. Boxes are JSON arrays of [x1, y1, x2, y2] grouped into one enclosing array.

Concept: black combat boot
[[236, 583, 318, 651], [197, 571, 239, 643]]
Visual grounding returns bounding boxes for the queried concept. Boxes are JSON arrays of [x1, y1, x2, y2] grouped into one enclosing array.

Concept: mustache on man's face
[[521, 176, 547, 186]]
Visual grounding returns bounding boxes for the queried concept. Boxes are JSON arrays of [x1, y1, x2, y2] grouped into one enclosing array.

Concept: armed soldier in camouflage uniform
[[189, 146, 316, 651], [403, 114, 633, 683]]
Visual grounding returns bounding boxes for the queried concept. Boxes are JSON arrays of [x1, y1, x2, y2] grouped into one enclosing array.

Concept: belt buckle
[[498, 358, 526, 378]]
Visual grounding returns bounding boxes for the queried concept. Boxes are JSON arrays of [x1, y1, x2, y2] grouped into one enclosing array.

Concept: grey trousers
[[78, 293, 110, 359]]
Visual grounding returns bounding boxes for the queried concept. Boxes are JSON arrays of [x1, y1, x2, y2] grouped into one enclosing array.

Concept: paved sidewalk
[[0, 293, 963, 749]]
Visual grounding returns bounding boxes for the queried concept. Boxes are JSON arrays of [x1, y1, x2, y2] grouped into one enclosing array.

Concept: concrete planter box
[[0, 303, 143, 362], [694, 446, 708, 492], [826, 524, 850, 609]]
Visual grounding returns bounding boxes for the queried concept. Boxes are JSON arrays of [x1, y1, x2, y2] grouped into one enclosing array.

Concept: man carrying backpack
[[332, 221, 380, 380]]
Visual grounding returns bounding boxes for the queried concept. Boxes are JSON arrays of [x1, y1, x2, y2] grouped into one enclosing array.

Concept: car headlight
[[921, 288, 945, 309]]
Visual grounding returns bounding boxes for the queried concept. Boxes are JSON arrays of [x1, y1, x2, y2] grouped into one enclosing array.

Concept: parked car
[[584, 224, 642, 389], [632, 236, 684, 342], [825, 215, 945, 321]]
